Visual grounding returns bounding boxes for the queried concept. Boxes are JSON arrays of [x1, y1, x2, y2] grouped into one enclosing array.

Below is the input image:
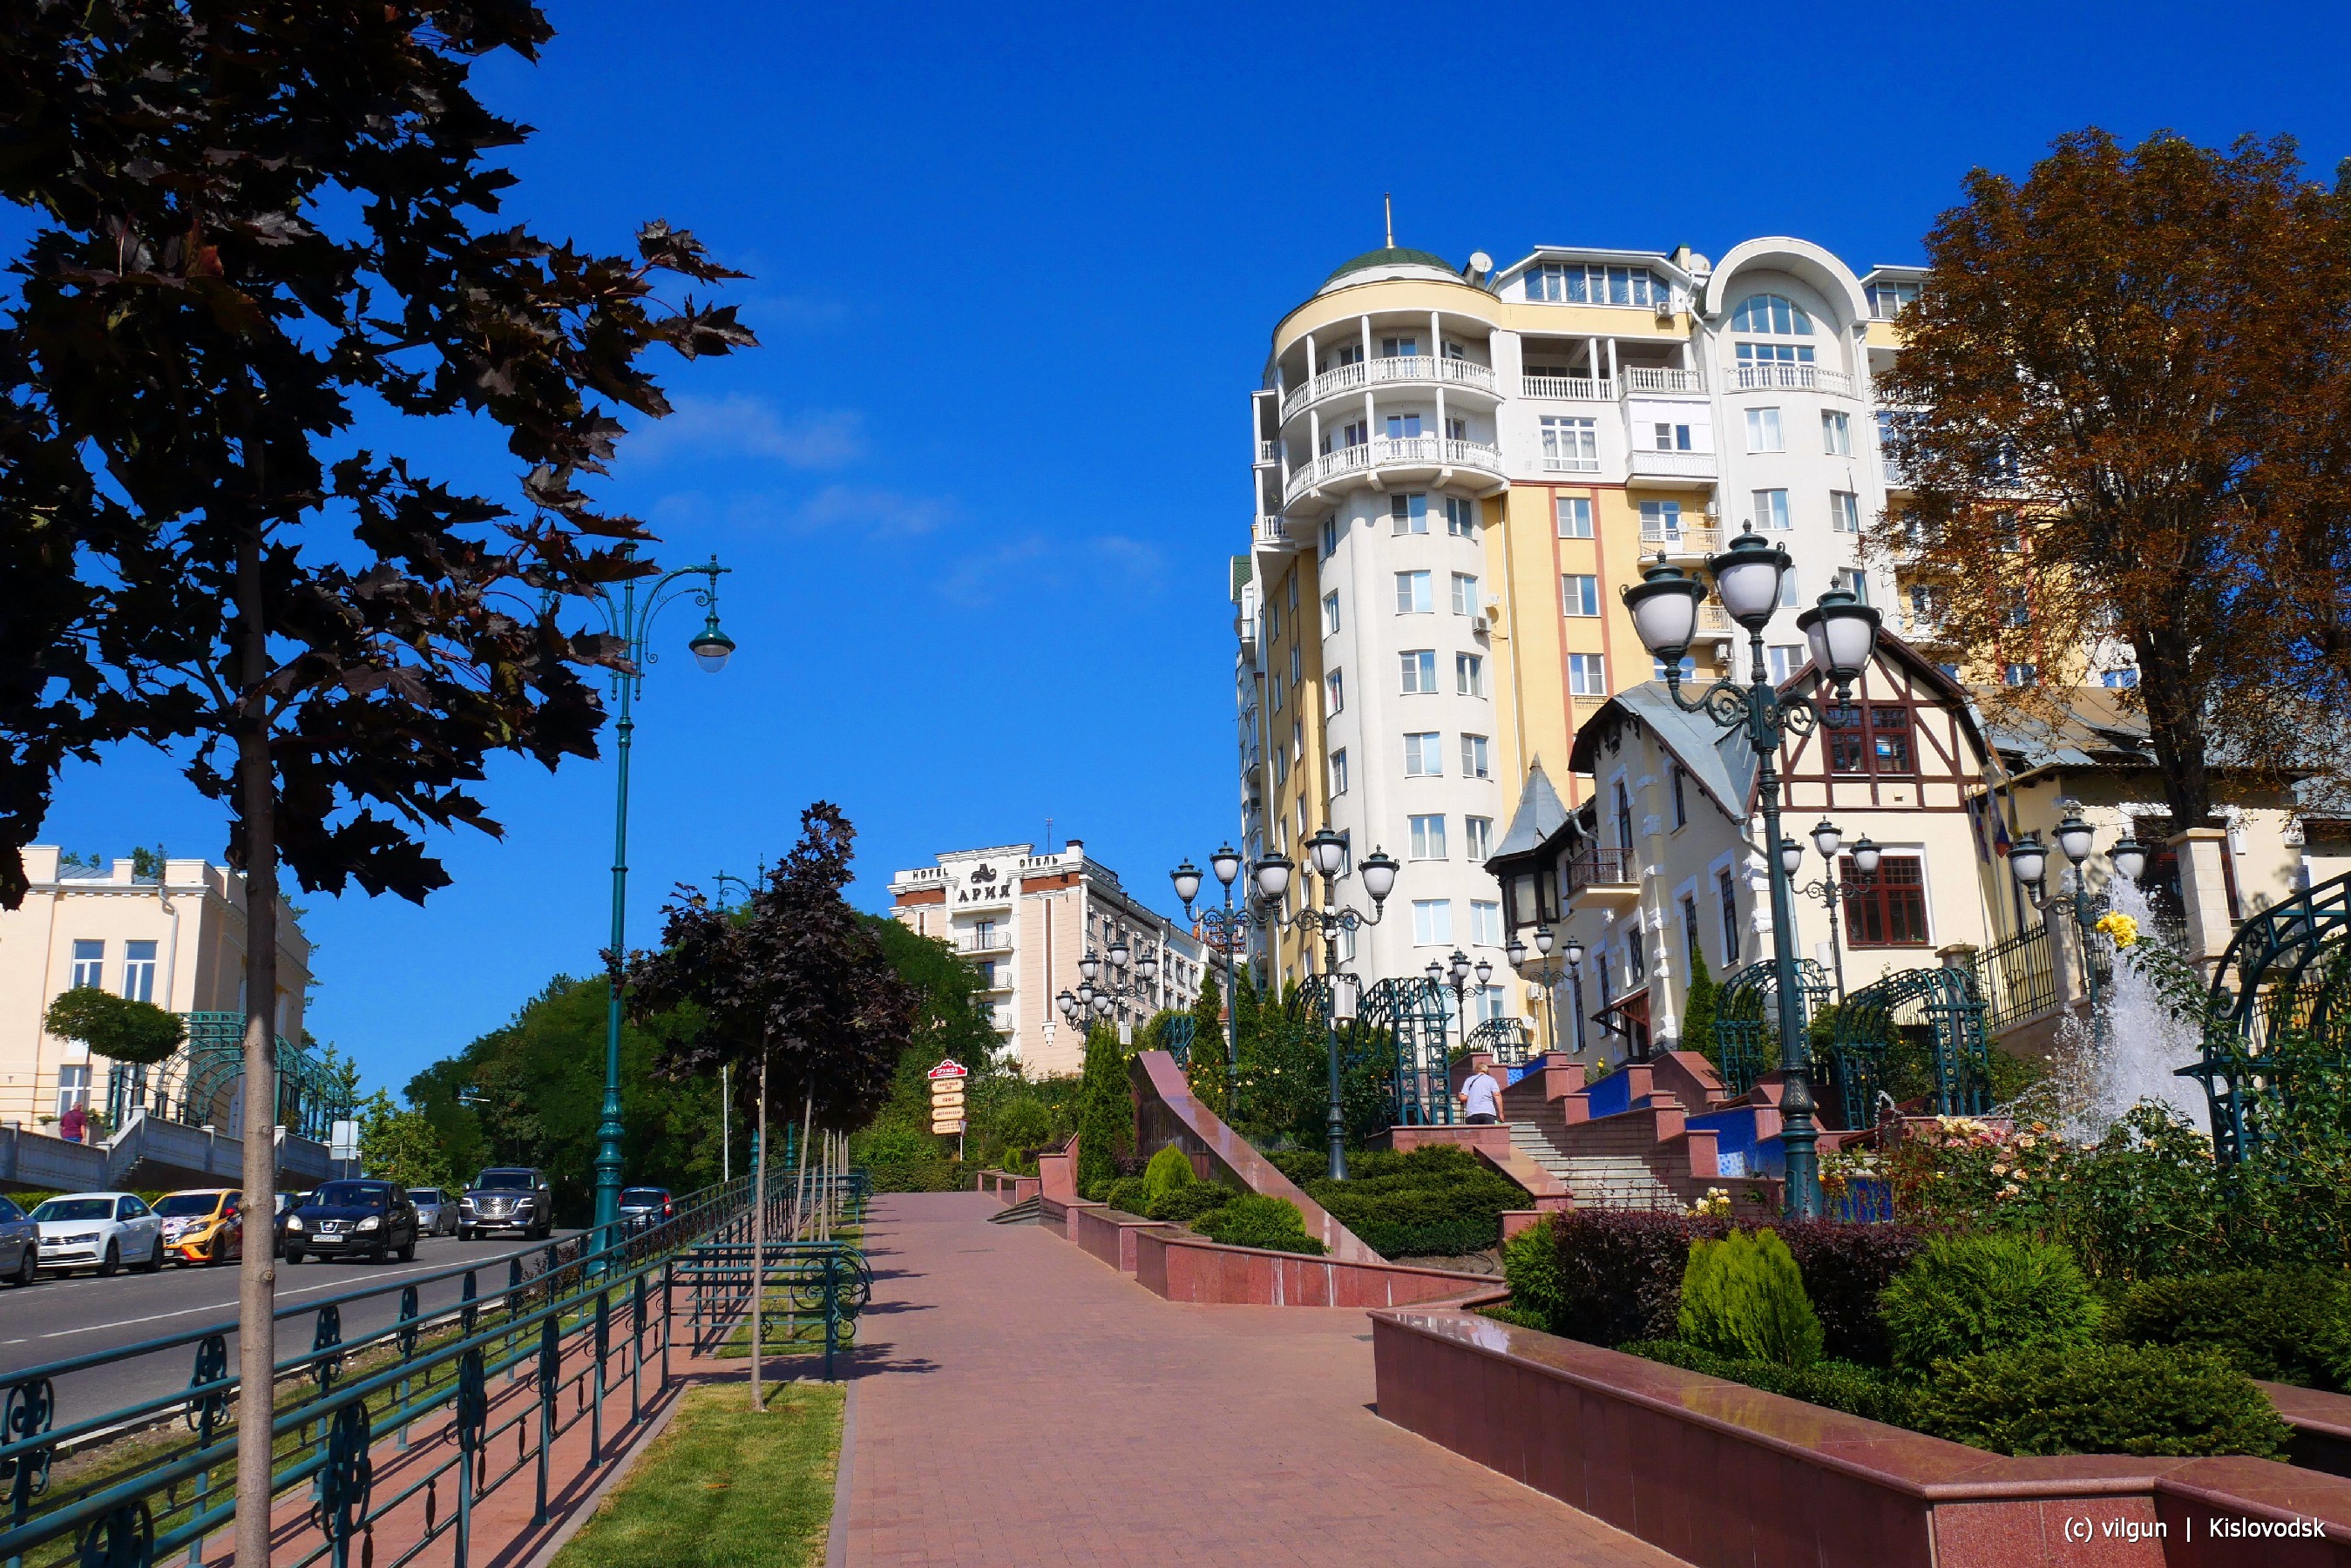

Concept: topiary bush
[[1914, 1343, 2291, 1458], [1100, 1176, 1149, 1216], [1624, 1339, 1918, 1428], [1142, 1145, 1196, 1207], [1264, 1143, 1531, 1258], [1196, 1193, 1325, 1255], [1772, 1221, 1929, 1368], [1880, 1234, 2103, 1373], [1677, 1228, 1826, 1368], [2104, 1267, 2351, 1389], [1147, 1183, 1234, 1223], [1495, 1217, 1564, 1334]]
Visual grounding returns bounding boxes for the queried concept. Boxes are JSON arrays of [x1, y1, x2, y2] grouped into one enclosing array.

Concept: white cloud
[[937, 532, 1162, 608], [629, 395, 864, 470], [647, 484, 957, 540]]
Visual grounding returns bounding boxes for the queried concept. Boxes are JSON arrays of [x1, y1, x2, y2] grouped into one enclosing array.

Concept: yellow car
[[153, 1188, 244, 1267]]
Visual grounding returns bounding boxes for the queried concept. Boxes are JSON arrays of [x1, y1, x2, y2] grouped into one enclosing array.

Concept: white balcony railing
[[1622, 366, 1706, 395], [1697, 604, 1735, 637], [1281, 355, 1497, 416], [1638, 524, 1722, 557], [1282, 437, 1504, 504], [1883, 456, 1907, 486], [1521, 375, 1614, 401], [1257, 440, 1282, 465], [1725, 362, 1853, 397], [1253, 515, 1289, 547], [1626, 449, 1719, 481]]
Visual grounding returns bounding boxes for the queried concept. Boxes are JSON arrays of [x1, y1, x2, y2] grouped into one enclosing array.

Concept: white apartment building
[[1235, 236, 1941, 1026], [887, 839, 1204, 1079]]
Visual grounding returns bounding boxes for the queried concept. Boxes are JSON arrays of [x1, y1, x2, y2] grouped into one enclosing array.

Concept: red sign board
[[927, 1058, 968, 1080]]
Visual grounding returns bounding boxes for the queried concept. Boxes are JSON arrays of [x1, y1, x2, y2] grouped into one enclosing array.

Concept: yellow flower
[[2095, 911, 2140, 948], [2016, 1134, 2037, 1151]]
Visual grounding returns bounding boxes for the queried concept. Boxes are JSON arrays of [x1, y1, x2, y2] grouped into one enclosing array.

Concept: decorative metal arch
[[1714, 959, 1833, 1097], [2190, 868, 2351, 1167], [1290, 974, 1455, 1128], [1828, 964, 1991, 1128], [107, 1013, 352, 1141], [1463, 1015, 1531, 1068], [1161, 1014, 1196, 1070]]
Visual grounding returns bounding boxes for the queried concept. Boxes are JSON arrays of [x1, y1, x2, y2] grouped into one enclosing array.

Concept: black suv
[[282, 1180, 419, 1264], [458, 1167, 552, 1240]]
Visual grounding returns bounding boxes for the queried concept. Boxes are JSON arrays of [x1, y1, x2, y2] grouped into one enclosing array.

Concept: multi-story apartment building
[[0, 845, 313, 1136], [1234, 235, 1934, 1024], [888, 839, 1205, 1080]]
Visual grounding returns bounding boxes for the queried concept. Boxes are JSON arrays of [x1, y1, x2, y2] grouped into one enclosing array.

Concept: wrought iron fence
[[1971, 923, 2056, 1033]]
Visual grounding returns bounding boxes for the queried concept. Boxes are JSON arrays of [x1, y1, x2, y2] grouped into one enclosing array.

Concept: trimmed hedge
[[1100, 1177, 1149, 1217], [1678, 1229, 1824, 1368], [1625, 1339, 1918, 1427], [1880, 1235, 2102, 1373], [1142, 1146, 1195, 1206], [2104, 1267, 2351, 1389], [1500, 1217, 1565, 1333], [1148, 1183, 1235, 1222], [1915, 1343, 2291, 1458], [1267, 1145, 1528, 1258], [1196, 1193, 1325, 1255]]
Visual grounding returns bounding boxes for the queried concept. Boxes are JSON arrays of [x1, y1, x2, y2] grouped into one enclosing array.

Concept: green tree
[[44, 986, 185, 1064], [1681, 950, 1721, 1066], [1074, 1022, 1136, 1196], [1186, 971, 1230, 1117], [356, 1090, 453, 1191]]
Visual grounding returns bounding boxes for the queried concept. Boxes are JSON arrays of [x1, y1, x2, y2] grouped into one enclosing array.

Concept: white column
[[1608, 338, 1620, 384], [1587, 336, 1602, 385]]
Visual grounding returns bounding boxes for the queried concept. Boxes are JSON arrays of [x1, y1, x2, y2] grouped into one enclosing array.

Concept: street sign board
[[931, 1117, 966, 1134], [927, 1058, 968, 1080], [328, 1119, 360, 1162]]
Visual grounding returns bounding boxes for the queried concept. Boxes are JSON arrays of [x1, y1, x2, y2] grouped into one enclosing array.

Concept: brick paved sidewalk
[[843, 1191, 1684, 1567]]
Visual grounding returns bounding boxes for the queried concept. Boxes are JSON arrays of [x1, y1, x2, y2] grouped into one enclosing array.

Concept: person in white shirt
[[1460, 1070, 1501, 1125]]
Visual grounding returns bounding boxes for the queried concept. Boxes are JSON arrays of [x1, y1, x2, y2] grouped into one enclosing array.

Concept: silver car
[[0, 1193, 37, 1288], [409, 1187, 456, 1236]]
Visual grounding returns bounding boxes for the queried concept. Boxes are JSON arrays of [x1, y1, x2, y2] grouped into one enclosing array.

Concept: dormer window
[[1867, 280, 1920, 320], [1526, 263, 1670, 308]]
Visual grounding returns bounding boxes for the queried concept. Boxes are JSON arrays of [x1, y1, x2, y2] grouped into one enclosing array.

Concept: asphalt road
[[0, 1229, 586, 1426]]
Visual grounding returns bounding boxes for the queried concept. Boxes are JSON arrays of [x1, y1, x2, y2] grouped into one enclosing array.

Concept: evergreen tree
[[1681, 950, 1722, 1067], [1074, 1022, 1135, 1196], [1186, 972, 1230, 1117]]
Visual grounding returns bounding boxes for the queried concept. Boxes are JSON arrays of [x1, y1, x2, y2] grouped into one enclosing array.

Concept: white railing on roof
[[1281, 356, 1496, 416], [1726, 362, 1853, 396], [1521, 375, 1613, 401], [1622, 366, 1705, 395]]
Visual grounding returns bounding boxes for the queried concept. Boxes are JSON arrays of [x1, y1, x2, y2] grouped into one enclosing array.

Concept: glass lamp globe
[[2009, 833, 2050, 889], [1708, 529, 1792, 630], [1562, 936, 1587, 967], [1425, 961, 1443, 984], [1170, 861, 1203, 907], [1307, 826, 1347, 879], [688, 612, 736, 673], [1078, 951, 1099, 983], [1507, 936, 1528, 968], [1210, 843, 1243, 888], [1358, 848, 1399, 904], [1850, 835, 1883, 876], [2110, 837, 2150, 883], [1107, 937, 1130, 972], [1779, 838, 1806, 876], [2055, 811, 2097, 867], [1812, 820, 1843, 861], [1093, 993, 1114, 1017], [1532, 925, 1555, 956], [1448, 949, 1472, 983], [1253, 853, 1293, 903], [1796, 588, 1884, 692], [1475, 957, 1494, 986], [1620, 558, 1703, 659], [1137, 950, 1158, 982]]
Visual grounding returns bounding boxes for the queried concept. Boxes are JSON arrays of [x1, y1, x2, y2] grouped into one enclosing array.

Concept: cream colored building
[[888, 839, 1205, 1079], [1, 845, 312, 1137]]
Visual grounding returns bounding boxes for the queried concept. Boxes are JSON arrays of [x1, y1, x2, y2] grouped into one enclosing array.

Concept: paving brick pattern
[[844, 1192, 1684, 1567]]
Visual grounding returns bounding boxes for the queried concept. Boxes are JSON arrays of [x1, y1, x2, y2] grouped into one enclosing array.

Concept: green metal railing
[[0, 1169, 871, 1568]]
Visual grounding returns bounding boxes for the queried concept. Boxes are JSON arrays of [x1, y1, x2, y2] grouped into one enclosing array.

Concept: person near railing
[[1458, 1069, 1501, 1125]]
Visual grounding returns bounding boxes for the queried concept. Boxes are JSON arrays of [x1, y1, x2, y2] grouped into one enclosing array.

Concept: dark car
[[0, 1193, 37, 1288], [281, 1180, 419, 1264], [617, 1186, 674, 1232], [457, 1167, 552, 1240]]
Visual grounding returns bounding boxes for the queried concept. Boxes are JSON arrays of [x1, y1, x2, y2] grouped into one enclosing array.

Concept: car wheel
[[97, 1240, 119, 1278], [140, 1237, 164, 1273], [396, 1237, 416, 1263], [456, 1226, 472, 1241], [283, 1247, 303, 1265], [10, 1247, 33, 1288]]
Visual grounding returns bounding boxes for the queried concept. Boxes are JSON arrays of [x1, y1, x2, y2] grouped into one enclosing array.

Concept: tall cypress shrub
[[1074, 1023, 1134, 1197], [1681, 950, 1721, 1066]]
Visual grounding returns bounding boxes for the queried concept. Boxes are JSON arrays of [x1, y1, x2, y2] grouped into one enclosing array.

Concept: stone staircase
[[1505, 1122, 1680, 1210]]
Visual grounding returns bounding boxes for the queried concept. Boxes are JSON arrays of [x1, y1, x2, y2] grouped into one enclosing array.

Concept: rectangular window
[[1471, 901, 1504, 946], [1821, 410, 1853, 455], [1320, 517, 1338, 558], [1444, 496, 1478, 537], [1745, 407, 1785, 453], [1867, 280, 1920, 319], [1541, 416, 1599, 471], [1385, 412, 1423, 441], [1555, 495, 1593, 538], [1413, 899, 1454, 946], [1404, 733, 1443, 776], [1409, 814, 1448, 860], [56, 1064, 91, 1119], [1289, 644, 1301, 686], [1274, 746, 1289, 786], [1391, 494, 1428, 535], [1443, 415, 1467, 443], [1562, 574, 1600, 617], [70, 939, 104, 991], [1322, 591, 1341, 635], [1752, 489, 1792, 530], [1338, 419, 1367, 449], [1330, 748, 1349, 795], [1842, 855, 1930, 946], [1768, 645, 1804, 684], [1830, 490, 1860, 533], [1526, 263, 1668, 307], [1395, 571, 1433, 613], [1826, 703, 1916, 775], [2004, 662, 2037, 686], [1568, 652, 1607, 696], [1451, 572, 1480, 616], [1288, 575, 1298, 612], [1461, 733, 1491, 778], [1380, 335, 1419, 357], [2102, 668, 2140, 689], [122, 940, 157, 1004], [1670, 764, 1688, 829], [1836, 566, 1870, 604], [1400, 650, 1439, 693], [1324, 668, 1344, 715], [1653, 654, 1697, 683], [1718, 868, 1740, 964], [1270, 677, 1283, 714], [1625, 929, 1647, 985], [1638, 499, 1683, 541], [1650, 421, 1692, 451], [1682, 896, 1704, 975], [1465, 815, 1494, 861], [1455, 652, 1486, 697]]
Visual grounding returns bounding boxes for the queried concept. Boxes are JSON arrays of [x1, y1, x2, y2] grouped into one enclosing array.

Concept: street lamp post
[[1507, 926, 1581, 1057], [2009, 807, 2147, 1017], [1426, 949, 1492, 1050], [1788, 822, 1881, 1001], [1172, 847, 1249, 1113], [1250, 828, 1399, 1179], [1621, 529, 1883, 1220], [578, 552, 737, 1251], [1055, 932, 1162, 1044]]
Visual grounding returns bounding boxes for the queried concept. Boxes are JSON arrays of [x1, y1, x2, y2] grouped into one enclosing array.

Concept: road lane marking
[[35, 1250, 550, 1339]]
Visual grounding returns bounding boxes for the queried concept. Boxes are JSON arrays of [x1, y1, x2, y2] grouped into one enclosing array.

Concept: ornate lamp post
[[1252, 827, 1399, 1179], [2009, 806, 2147, 1013], [1788, 822, 1880, 1000], [1173, 846, 1250, 1112], [1620, 529, 1882, 1220], [1056, 931, 1162, 1043], [577, 553, 736, 1249], [1508, 926, 1582, 1056], [1426, 948, 1492, 1048]]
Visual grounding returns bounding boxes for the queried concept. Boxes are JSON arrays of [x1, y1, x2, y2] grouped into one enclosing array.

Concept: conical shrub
[[1677, 1227, 1826, 1367]]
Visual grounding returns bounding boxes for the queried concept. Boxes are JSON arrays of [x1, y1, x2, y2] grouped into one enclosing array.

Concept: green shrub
[[1272, 1143, 1530, 1258], [1147, 1183, 1235, 1222], [1677, 1228, 1825, 1368], [1915, 1343, 2290, 1458], [1880, 1234, 2102, 1372], [2104, 1267, 2351, 1389], [1624, 1339, 1917, 1427], [1501, 1217, 1564, 1335], [1100, 1177, 1148, 1216], [1773, 1221, 1928, 1368], [1196, 1193, 1325, 1255], [1142, 1145, 1196, 1206]]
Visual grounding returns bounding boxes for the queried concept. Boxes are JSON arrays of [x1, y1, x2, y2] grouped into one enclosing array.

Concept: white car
[[30, 1191, 165, 1277]]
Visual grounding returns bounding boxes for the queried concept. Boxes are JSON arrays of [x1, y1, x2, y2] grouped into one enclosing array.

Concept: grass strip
[[550, 1382, 843, 1568]]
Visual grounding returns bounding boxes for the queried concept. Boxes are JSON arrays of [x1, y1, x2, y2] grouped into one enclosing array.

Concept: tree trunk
[[792, 1094, 812, 1241], [2135, 625, 2214, 826], [750, 1049, 768, 1412], [233, 529, 281, 1568]]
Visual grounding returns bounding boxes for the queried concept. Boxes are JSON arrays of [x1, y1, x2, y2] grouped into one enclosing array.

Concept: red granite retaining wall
[[1134, 1228, 1491, 1308], [975, 1168, 1042, 1202], [1072, 1205, 1168, 1274]]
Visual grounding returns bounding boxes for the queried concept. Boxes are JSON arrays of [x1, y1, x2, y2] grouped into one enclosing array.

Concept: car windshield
[[313, 1183, 389, 1208], [154, 1194, 223, 1217], [31, 1199, 114, 1222], [475, 1171, 534, 1190], [410, 1189, 441, 1204], [620, 1189, 667, 1205]]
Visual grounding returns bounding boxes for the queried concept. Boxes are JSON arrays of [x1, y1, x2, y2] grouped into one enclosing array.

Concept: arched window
[[1731, 294, 1813, 335]]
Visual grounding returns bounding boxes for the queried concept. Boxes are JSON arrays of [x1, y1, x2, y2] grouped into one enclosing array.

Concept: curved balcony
[[1281, 436, 1507, 510], [1724, 362, 1855, 397], [1279, 355, 1499, 419]]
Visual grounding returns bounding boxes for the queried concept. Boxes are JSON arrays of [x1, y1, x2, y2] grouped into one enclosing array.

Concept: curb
[[824, 1349, 861, 1568]]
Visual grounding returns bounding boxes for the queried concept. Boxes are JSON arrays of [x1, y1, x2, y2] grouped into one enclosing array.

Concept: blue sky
[[33, 0, 2351, 1096]]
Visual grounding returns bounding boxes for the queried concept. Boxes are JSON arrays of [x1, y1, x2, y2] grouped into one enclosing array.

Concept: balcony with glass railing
[[1281, 436, 1506, 507], [1280, 355, 1499, 418]]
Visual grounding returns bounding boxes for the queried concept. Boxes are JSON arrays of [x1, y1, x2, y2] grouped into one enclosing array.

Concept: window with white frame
[[1744, 407, 1785, 453], [1322, 591, 1341, 635], [1451, 572, 1480, 615], [123, 940, 157, 1004], [1324, 668, 1344, 716], [1320, 517, 1338, 558], [1380, 335, 1419, 358], [1395, 571, 1433, 613], [1461, 733, 1491, 778], [1718, 868, 1740, 963], [1386, 412, 1423, 441], [1412, 899, 1454, 945], [1274, 746, 1289, 786], [1638, 499, 1682, 541], [1330, 748, 1349, 795], [1821, 410, 1852, 455], [1444, 496, 1477, 537], [1470, 901, 1504, 946], [1287, 575, 1297, 612], [1670, 763, 1688, 829], [1404, 733, 1443, 775], [1768, 645, 1805, 684], [1650, 422, 1693, 452], [70, 938, 103, 990], [1409, 814, 1447, 859], [1779, 571, 1799, 610], [1456, 652, 1486, 697], [1555, 495, 1593, 538], [1391, 493, 1428, 535], [1830, 490, 1860, 534], [2004, 662, 2037, 686], [1568, 652, 1607, 696], [1465, 815, 1494, 861], [1399, 650, 1439, 693], [1731, 294, 1814, 335], [1866, 279, 1920, 319], [1562, 574, 1600, 617], [1288, 644, 1300, 686], [1541, 416, 1599, 472], [1652, 653, 1697, 681], [1835, 566, 1870, 603], [1751, 489, 1792, 531], [56, 1064, 91, 1118], [1270, 677, 1283, 714], [1525, 263, 1670, 307]]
